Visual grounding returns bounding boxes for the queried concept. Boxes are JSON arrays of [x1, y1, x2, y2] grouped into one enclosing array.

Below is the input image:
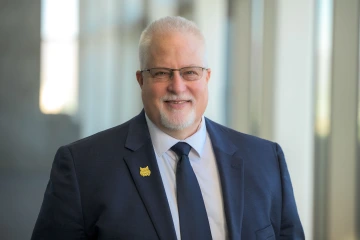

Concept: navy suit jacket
[[32, 111, 304, 240]]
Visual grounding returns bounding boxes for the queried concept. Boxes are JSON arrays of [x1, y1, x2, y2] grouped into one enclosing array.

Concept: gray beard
[[160, 108, 196, 131]]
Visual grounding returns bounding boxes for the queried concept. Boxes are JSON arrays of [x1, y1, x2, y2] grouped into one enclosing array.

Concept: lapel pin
[[140, 166, 151, 177]]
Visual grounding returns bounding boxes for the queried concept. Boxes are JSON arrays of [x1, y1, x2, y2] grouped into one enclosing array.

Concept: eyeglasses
[[141, 66, 208, 82]]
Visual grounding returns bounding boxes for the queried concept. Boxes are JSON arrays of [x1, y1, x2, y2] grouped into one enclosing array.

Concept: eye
[[182, 68, 200, 76], [184, 70, 198, 75], [151, 69, 170, 78], [155, 71, 167, 76]]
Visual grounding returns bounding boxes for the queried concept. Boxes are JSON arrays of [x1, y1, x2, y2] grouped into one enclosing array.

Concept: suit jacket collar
[[205, 118, 244, 240], [124, 110, 177, 240], [124, 111, 244, 240], [124, 110, 151, 151]]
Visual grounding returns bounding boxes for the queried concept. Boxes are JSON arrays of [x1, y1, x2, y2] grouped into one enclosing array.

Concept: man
[[32, 16, 304, 240]]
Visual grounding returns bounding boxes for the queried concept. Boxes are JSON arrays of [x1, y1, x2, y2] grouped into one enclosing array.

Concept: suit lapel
[[123, 111, 177, 240], [206, 118, 245, 240]]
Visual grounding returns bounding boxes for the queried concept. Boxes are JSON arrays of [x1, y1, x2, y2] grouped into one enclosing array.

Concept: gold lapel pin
[[140, 166, 151, 177]]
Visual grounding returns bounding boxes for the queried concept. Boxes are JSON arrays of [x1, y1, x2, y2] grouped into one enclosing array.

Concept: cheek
[[192, 82, 208, 101], [142, 84, 165, 103]]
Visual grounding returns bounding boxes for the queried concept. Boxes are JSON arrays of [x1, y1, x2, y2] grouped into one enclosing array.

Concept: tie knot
[[171, 142, 191, 157]]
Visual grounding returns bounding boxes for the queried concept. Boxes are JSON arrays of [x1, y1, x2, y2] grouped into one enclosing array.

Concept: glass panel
[[249, 0, 264, 136], [40, 0, 79, 114], [313, 0, 333, 239], [357, 9, 360, 237]]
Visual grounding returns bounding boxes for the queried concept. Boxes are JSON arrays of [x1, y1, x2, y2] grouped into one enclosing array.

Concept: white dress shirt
[[145, 114, 228, 240]]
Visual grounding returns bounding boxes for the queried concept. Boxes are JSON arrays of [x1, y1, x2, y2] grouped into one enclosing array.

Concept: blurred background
[[0, 0, 359, 239]]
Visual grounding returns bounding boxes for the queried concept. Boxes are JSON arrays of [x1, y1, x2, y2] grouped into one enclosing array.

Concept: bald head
[[138, 16, 207, 69]]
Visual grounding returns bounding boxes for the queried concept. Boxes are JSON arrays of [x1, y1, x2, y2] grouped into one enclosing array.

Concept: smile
[[165, 100, 191, 104], [164, 100, 192, 110]]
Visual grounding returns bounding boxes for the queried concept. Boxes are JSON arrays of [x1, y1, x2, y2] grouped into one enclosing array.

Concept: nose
[[167, 70, 187, 93]]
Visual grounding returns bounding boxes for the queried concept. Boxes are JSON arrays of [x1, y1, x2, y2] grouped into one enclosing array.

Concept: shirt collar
[[145, 114, 207, 157]]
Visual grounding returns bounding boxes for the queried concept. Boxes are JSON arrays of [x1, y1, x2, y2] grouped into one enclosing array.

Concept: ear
[[136, 71, 144, 87], [205, 68, 211, 83]]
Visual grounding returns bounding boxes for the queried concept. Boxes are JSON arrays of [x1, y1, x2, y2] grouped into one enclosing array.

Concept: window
[[40, 0, 79, 115]]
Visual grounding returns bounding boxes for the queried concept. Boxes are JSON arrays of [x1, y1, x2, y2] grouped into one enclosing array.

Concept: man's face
[[136, 32, 211, 138]]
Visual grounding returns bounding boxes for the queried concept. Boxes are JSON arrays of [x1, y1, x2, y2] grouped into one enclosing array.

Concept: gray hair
[[138, 16, 206, 69]]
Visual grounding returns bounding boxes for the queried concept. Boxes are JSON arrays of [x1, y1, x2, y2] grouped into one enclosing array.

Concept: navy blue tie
[[171, 142, 212, 240]]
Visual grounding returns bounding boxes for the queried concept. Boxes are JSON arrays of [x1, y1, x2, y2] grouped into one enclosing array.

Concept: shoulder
[[205, 117, 276, 147], [204, 117, 283, 161], [64, 114, 138, 152]]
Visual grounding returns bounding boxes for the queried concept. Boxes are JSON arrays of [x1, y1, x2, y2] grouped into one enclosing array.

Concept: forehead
[[147, 31, 205, 67]]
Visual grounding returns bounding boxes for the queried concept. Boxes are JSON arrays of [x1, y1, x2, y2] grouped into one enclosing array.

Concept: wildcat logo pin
[[140, 166, 151, 177]]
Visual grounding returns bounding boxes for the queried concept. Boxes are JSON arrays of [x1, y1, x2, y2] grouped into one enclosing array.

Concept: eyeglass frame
[[140, 66, 209, 82]]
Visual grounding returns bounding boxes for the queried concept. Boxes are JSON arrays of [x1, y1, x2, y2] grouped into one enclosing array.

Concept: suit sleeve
[[275, 143, 305, 240], [31, 146, 87, 240]]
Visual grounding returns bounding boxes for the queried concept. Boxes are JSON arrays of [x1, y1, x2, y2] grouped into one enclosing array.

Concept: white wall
[[273, 0, 315, 239], [194, 0, 228, 125]]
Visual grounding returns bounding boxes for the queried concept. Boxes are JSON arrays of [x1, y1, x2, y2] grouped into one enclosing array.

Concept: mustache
[[161, 94, 194, 101]]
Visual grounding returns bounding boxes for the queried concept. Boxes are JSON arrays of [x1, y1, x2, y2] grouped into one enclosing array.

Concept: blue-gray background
[[0, 1, 359, 240]]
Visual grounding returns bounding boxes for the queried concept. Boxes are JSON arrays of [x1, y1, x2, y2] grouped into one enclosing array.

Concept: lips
[[165, 100, 190, 104], [164, 100, 191, 109]]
